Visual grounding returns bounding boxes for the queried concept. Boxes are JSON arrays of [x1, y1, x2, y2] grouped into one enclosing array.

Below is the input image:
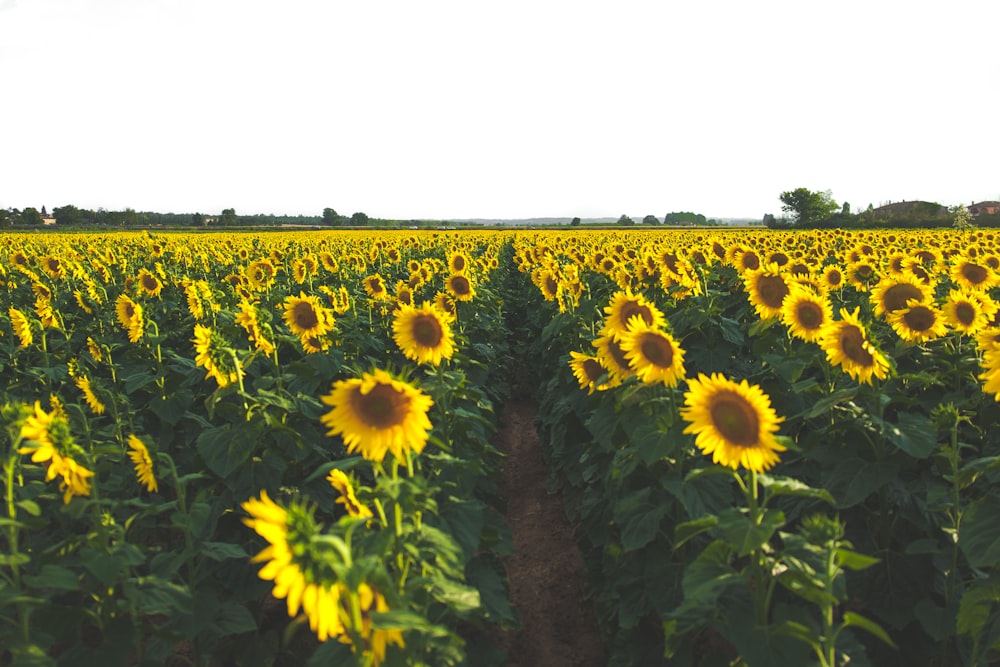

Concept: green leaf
[[883, 411, 937, 459], [196, 423, 255, 479], [16, 499, 41, 517], [212, 601, 257, 635], [673, 515, 719, 550], [961, 495, 1000, 569], [681, 539, 739, 603], [23, 565, 80, 591], [430, 577, 481, 613], [759, 474, 835, 506], [0, 553, 30, 566], [615, 488, 669, 552], [773, 620, 822, 653], [200, 541, 249, 561], [834, 548, 880, 571], [841, 611, 898, 648], [717, 507, 785, 557], [371, 609, 451, 636], [795, 386, 859, 419]]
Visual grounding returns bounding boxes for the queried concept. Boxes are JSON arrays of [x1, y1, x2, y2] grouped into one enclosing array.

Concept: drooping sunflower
[[192, 323, 240, 387], [127, 434, 158, 493], [136, 268, 164, 298], [319, 369, 434, 463], [327, 469, 373, 518], [743, 265, 791, 320], [18, 401, 94, 504], [869, 274, 933, 319], [680, 373, 787, 473], [86, 336, 103, 362], [235, 300, 275, 355], [392, 302, 456, 366], [780, 287, 832, 343], [74, 376, 106, 415], [618, 316, 686, 386], [887, 300, 948, 343], [445, 272, 476, 302], [9, 307, 33, 347], [568, 351, 617, 393], [602, 290, 666, 340], [115, 294, 145, 343], [820, 307, 891, 384], [282, 293, 333, 340]]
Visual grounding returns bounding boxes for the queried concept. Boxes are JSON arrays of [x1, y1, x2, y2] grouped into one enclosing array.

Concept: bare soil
[[493, 399, 607, 667]]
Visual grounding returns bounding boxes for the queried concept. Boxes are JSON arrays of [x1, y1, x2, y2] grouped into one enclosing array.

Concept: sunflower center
[[757, 275, 789, 309], [961, 263, 989, 285], [840, 326, 874, 366], [661, 253, 679, 273], [902, 305, 935, 332], [741, 252, 760, 270], [795, 302, 824, 329], [450, 275, 472, 295], [141, 274, 158, 291], [826, 270, 843, 286], [640, 334, 674, 368], [452, 256, 466, 272], [411, 314, 443, 347], [582, 359, 605, 383], [620, 301, 653, 328], [607, 339, 630, 371], [882, 284, 924, 312], [292, 302, 319, 330], [955, 302, 976, 326], [354, 384, 409, 429], [544, 275, 559, 296], [710, 392, 760, 447]]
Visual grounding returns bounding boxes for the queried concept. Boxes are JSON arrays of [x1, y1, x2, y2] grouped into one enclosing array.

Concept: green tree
[[350, 211, 370, 227], [19, 207, 43, 226], [642, 214, 660, 225], [192, 212, 205, 227], [778, 188, 839, 226], [322, 208, 340, 226], [570, 217, 581, 227], [952, 203, 975, 230], [0, 209, 11, 229], [617, 214, 634, 226], [220, 208, 238, 226]]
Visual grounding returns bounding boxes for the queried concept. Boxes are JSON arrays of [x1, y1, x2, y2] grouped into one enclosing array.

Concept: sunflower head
[[283, 293, 332, 339], [568, 351, 617, 394], [446, 272, 475, 302], [680, 373, 786, 473], [619, 316, 686, 387], [603, 291, 666, 340], [392, 302, 456, 366], [820, 307, 891, 384], [888, 299, 947, 343]]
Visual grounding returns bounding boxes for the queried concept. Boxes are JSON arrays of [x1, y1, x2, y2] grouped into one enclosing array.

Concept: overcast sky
[[1, 0, 997, 221]]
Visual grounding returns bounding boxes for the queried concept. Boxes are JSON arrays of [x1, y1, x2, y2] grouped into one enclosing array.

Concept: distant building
[[41, 215, 56, 226], [968, 201, 1000, 216]]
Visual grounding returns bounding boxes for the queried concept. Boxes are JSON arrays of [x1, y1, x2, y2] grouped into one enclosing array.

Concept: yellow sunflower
[[602, 290, 666, 340], [363, 274, 389, 301], [448, 251, 471, 274], [942, 289, 994, 334], [282, 293, 333, 339], [392, 302, 456, 366], [821, 265, 845, 290], [319, 369, 434, 463], [192, 323, 240, 387], [445, 272, 476, 302], [869, 274, 933, 319], [820, 307, 891, 384], [74, 376, 106, 415], [136, 268, 164, 298], [780, 287, 832, 343], [743, 266, 791, 320], [327, 469, 373, 518], [18, 401, 94, 503], [568, 351, 617, 393], [9, 307, 33, 347], [246, 259, 276, 291], [951, 259, 998, 291], [887, 300, 948, 343], [127, 434, 158, 493], [680, 373, 786, 473], [235, 300, 275, 355], [592, 329, 636, 383], [115, 294, 145, 343], [618, 316, 686, 387]]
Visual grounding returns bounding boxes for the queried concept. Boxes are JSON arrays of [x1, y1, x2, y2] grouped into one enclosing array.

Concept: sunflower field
[[2, 227, 1000, 666]]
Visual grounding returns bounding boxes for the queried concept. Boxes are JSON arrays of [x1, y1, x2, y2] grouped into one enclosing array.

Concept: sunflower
[[327, 469, 372, 518], [780, 287, 832, 343], [392, 303, 456, 366], [618, 316, 686, 386], [235, 300, 275, 355], [183, 280, 207, 320], [115, 294, 145, 342], [869, 274, 933, 319], [192, 323, 240, 387], [9, 307, 33, 347], [319, 369, 434, 463], [445, 272, 476, 302], [887, 300, 948, 343], [41, 255, 66, 280], [246, 259, 276, 291], [242, 492, 346, 642], [950, 258, 996, 291], [74, 376, 106, 415], [820, 307, 891, 384], [282, 293, 333, 339], [363, 274, 389, 300], [448, 251, 471, 274], [394, 281, 413, 307], [18, 401, 94, 504], [743, 266, 790, 320], [127, 434, 158, 493], [86, 336, 103, 362], [942, 289, 994, 334], [534, 269, 562, 302], [821, 265, 845, 290], [592, 329, 635, 383], [353, 583, 406, 665], [136, 268, 164, 298], [568, 351, 617, 393], [602, 290, 666, 340], [434, 292, 456, 317], [680, 373, 786, 473]]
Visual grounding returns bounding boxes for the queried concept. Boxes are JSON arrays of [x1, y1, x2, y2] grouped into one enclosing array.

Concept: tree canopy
[[779, 188, 839, 226]]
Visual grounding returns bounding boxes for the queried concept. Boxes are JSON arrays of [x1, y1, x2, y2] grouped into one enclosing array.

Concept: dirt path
[[493, 399, 607, 667]]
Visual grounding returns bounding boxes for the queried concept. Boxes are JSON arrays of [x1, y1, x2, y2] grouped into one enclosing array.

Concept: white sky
[[1, 0, 998, 221]]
